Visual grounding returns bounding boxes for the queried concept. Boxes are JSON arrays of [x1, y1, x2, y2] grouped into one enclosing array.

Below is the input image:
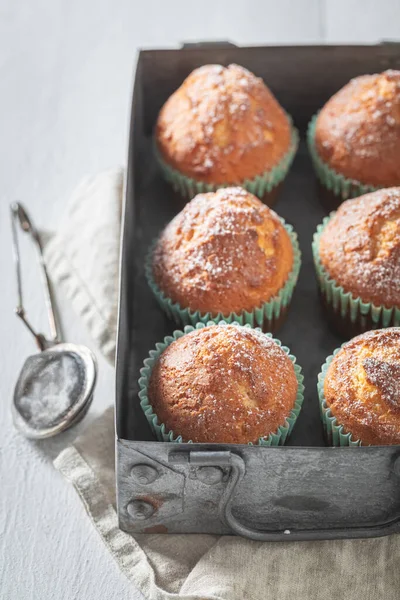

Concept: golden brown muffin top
[[324, 328, 400, 445], [149, 323, 298, 444], [315, 70, 400, 187], [152, 187, 294, 315], [319, 188, 400, 308], [155, 64, 292, 184]]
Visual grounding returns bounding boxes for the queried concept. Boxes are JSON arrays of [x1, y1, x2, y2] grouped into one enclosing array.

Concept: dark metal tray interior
[[116, 43, 400, 448]]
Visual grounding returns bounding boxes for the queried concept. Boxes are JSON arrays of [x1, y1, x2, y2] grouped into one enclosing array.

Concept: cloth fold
[[44, 167, 123, 363], [48, 169, 400, 600]]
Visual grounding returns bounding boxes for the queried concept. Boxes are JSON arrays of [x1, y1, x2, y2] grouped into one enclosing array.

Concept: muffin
[[139, 322, 304, 445], [312, 188, 400, 338], [308, 70, 400, 210], [155, 64, 298, 206], [318, 328, 400, 446], [147, 187, 301, 332]]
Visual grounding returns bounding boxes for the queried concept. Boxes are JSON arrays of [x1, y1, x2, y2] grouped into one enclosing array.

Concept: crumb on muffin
[[315, 70, 400, 187], [324, 328, 400, 445], [152, 187, 294, 315], [318, 187, 400, 308], [148, 323, 298, 444], [156, 64, 292, 185]]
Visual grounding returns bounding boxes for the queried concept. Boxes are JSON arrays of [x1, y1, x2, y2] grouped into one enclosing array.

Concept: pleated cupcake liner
[[145, 221, 301, 331], [317, 349, 362, 446], [312, 216, 400, 329], [154, 123, 299, 200], [307, 114, 379, 201], [138, 321, 305, 446]]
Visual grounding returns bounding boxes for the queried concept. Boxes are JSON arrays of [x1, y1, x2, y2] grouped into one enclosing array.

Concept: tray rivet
[[197, 466, 223, 485], [393, 456, 400, 476], [127, 499, 155, 520], [130, 464, 159, 484]]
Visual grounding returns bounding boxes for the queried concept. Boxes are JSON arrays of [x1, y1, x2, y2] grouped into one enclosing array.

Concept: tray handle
[[219, 454, 400, 541], [169, 450, 400, 541]]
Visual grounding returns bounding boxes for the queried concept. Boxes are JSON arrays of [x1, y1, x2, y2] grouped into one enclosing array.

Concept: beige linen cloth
[[46, 168, 399, 600]]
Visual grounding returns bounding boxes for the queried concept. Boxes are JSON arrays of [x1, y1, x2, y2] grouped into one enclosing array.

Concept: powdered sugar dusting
[[324, 328, 400, 444], [15, 352, 84, 429], [150, 323, 298, 444], [186, 64, 273, 170], [363, 357, 400, 412], [316, 71, 400, 186], [319, 188, 400, 307], [152, 188, 293, 314], [157, 63, 291, 183]]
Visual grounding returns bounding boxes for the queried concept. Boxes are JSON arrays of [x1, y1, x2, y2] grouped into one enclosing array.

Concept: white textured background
[[1, 1, 399, 598]]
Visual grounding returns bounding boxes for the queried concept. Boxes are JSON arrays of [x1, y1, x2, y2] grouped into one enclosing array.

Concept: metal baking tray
[[116, 43, 400, 540]]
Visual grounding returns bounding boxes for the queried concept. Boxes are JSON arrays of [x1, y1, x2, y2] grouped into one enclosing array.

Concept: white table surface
[[1, 2, 399, 598]]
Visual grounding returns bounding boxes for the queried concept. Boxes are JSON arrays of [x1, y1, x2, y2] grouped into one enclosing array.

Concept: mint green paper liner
[[155, 122, 299, 200], [145, 220, 301, 330], [307, 113, 379, 201], [138, 321, 305, 446], [312, 215, 400, 328], [317, 348, 362, 446]]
